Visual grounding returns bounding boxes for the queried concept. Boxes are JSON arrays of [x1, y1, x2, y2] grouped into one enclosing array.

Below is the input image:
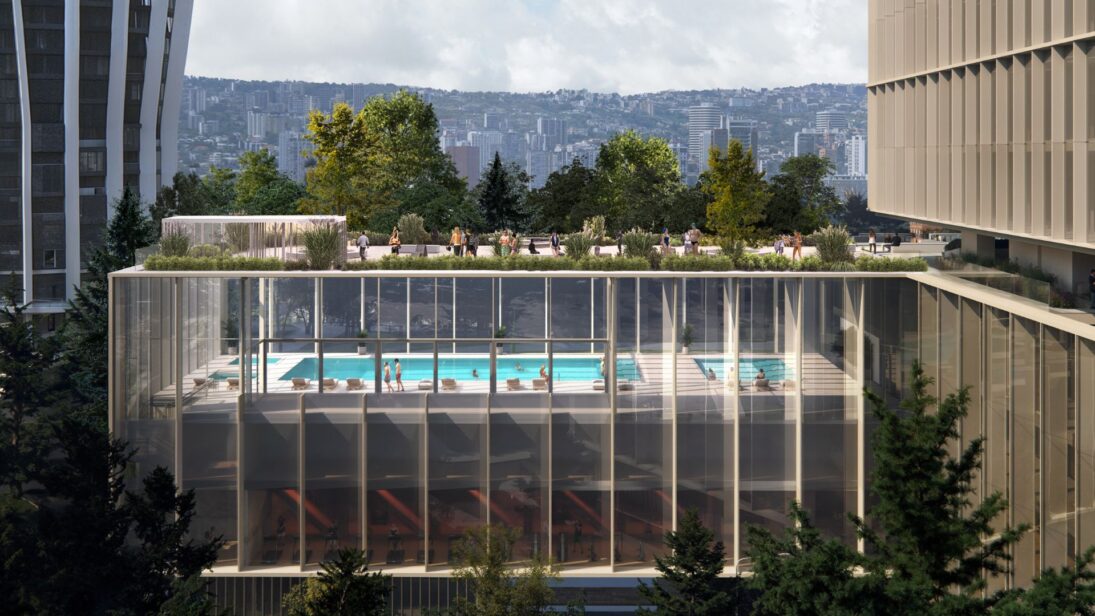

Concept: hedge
[[143, 253, 928, 274], [143, 255, 284, 271]]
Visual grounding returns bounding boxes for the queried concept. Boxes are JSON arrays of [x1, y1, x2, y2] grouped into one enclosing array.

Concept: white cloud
[[186, 0, 867, 92]]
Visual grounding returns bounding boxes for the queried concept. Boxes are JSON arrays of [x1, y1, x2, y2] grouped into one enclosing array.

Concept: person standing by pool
[[550, 231, 560, 257], [661, 228, 671, 255], [383, 362, 393, 392], [539, 365, 548, 379], [395, 359, 404, 392]]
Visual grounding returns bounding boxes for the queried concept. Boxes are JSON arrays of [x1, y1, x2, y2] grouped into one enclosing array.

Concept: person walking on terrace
[[450, 226, 463, 257], [868, 230, 877, 253], [357, 231, 370, 260], [394, 359, 404, 392], [383, 361, 393, 392], [389, 226, 401, 255], [550, 231, 560, 257], [792, 231, 803, 260], [661, 228, 671, 256]]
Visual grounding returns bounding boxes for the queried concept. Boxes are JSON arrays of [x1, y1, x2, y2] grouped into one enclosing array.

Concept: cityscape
[[1, 2, 1094, 616]]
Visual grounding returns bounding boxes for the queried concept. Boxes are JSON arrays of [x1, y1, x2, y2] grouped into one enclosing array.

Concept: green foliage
[[344, 254, 650, 272], [202, 166, 238, 213], [159, 230, 191, 257], [595, 130, 680, 231], [300, 222, 343, 269], [838, 193, 908, 234], [994, 547, 1095, 615], [715, 236, 746, 260], [303, 92, 465, 230], [396, 212, 429, 244], [664, 184, 712, 234], [638, 509, 730, 616], [701, 139, 770, 244], [747, 502, 868, 616], [764, 155, 844, 234], [448, 525, 560, 616], [476, 153, 532, 232], [244, 174, 307, 215], [235, 149, 281, 206], [562, 232, 596, 260], [282, 549, 390, 616], [152, 172, 217, 232], [224, 221, 251, 253], [187, 243, 225, 258], [157, 574, 225, 616], [108, 186, 156, 269], [143, 255, 284, 271], [810, 225, 853, 263], [529, 159, 600, 232], [855, 256, 929, 272], [620, 228, 658, 262], [582, 215, 607, 242]]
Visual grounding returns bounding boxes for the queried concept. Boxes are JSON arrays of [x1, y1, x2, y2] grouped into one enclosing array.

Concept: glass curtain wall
[[302, 394, 363, 566], [489, 394, 550, 562], [427, 394, 488, 567], [366, 395, 424, 569], [551, 393, 612, 568]]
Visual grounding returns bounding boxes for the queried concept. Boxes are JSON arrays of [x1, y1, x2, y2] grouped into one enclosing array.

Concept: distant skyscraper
[[697, 128, 728, 173], [845, 135, 867, 177], [687, 103, 722, 166], [446, 146, 481, 183], [247, 110, 268, 139], [794, 130, 821, 157], [815, 110, 848, 131], [467, 130, 503, 176], [277, 132, 310, 183], [726, 119, 759, 153], [0, 0, 193, 312], [482, 112, 504, 130], [526, 150, 551, 189], [536, 117, 566, 149]]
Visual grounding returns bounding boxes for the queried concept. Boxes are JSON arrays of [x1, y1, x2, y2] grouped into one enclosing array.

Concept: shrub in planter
[[562, 232, 596, 260], [810, 225, 854, 263], [301, 222, 342, 269], [188, 243, 224, 258], [620, 228, 658, 261], [396, 213, 429, 245], [159, 230, 190, 257]]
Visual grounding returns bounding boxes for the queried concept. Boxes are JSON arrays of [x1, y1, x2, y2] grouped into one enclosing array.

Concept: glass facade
[[110, 272, 1095, 580]]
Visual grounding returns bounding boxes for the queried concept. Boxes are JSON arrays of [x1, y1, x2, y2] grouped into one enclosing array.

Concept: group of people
[[772, 232, 804, 259], [447, 226, 480, 257], [866, 230, 903, 253], [382, 359, 404, 392]]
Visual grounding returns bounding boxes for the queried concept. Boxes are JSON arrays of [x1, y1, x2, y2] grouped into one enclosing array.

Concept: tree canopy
[[764, 154, 843, 234], [701, 140, 769, 245], [594, 130, 680, 231], [638, 508, 732, 615], [476, 152, 532, 232]]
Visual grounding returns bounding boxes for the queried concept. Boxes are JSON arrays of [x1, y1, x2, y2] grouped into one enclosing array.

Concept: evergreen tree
[[476, 152, 530, 231], [448, 524, 562, 616], [152, 172, 214, 232], [61, 186, 155, 425], [994, 547, 1095, 615], [701, 140, 770, 245], [234, 149, 282, 206], [528, 159, 599, 233], [764, 155, 844, 234], [282, 548, 390, 616], [638, 509, 731, 616]]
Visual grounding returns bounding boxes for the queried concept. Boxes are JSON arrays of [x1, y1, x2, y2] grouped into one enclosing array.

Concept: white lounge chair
[[292, 378, 311, 390], [441, 378, 459, 391], [592, 379, 606, 391], [617, 381, 635, 391], [322, 378, 338, 390], [346, 378, 364, 391], [532, 378, 548, 391], [227, 377, 240, 390], [506, 378, 522, 391], [417, 379, 433, 391]]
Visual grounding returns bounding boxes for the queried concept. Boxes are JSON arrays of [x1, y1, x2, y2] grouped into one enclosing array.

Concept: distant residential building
[[247, 111, 268, 139], [697, 128, 728, 173], [845, 135, 867, 177], [536, 117, 567, 149], [640, 99, 655, 116], [824, 174, 867, 200], [526, 150, 551, 189], [482, 113, 504, 130], [446, 146, 481, 183], [277, 132, 311, 183], [0, 0, 194, 313], [687, 103, 722, 166], [727, 96, 754, 108], [815, 109, 848, 131]]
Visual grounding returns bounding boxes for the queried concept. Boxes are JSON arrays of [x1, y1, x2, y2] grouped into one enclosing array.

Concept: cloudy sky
[[186, 0, 867, 94]]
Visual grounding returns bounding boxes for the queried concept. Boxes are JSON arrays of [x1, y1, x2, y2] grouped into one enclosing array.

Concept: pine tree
[[283, 548, 389, 616], [638, 509, 730, 615], [61, 186, 155, 425], [476, 153, 530, 231]]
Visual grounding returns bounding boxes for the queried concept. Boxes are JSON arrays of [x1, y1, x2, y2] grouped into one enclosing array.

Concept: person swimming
[[515, 361, 524, 372]]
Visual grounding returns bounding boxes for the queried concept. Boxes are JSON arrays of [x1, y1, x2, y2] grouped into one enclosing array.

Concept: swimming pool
[[279, 356, 640, 382], [693, 357, 792, 381], [228, 357, 281, 366]]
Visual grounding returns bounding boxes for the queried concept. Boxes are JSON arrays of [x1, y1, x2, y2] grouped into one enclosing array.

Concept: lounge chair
[[346, 378, 364, 391], [192, 377, 212, 390], [506, 378, 522, 391], [617, 380, 635, 391], [754, 378, 771, 391], [441, 378, 459, 391], [292, 377, 311, 390], [592, 379, 606, 391], [417, 379, 433, 391], [322, 378, 338, 390], [532, 378, 548, 391], [226, 377, 239, 390]]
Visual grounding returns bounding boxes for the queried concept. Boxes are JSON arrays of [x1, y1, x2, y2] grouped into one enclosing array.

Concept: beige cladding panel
[[869, 0, 1094, 251]]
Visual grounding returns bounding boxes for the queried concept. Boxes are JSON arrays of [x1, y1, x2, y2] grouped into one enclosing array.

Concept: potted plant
[[222, 316, 239, 355], [356, 329, 370, 355], [680, 323, 694, 354], [494, 325, 507, 355]]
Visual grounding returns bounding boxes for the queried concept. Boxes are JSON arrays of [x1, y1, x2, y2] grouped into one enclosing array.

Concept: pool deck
[[170, 350, 853, 410]]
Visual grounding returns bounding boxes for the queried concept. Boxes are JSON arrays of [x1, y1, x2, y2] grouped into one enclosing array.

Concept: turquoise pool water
[[279, 356, 640, 382], [694, 357, 792, 381]]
